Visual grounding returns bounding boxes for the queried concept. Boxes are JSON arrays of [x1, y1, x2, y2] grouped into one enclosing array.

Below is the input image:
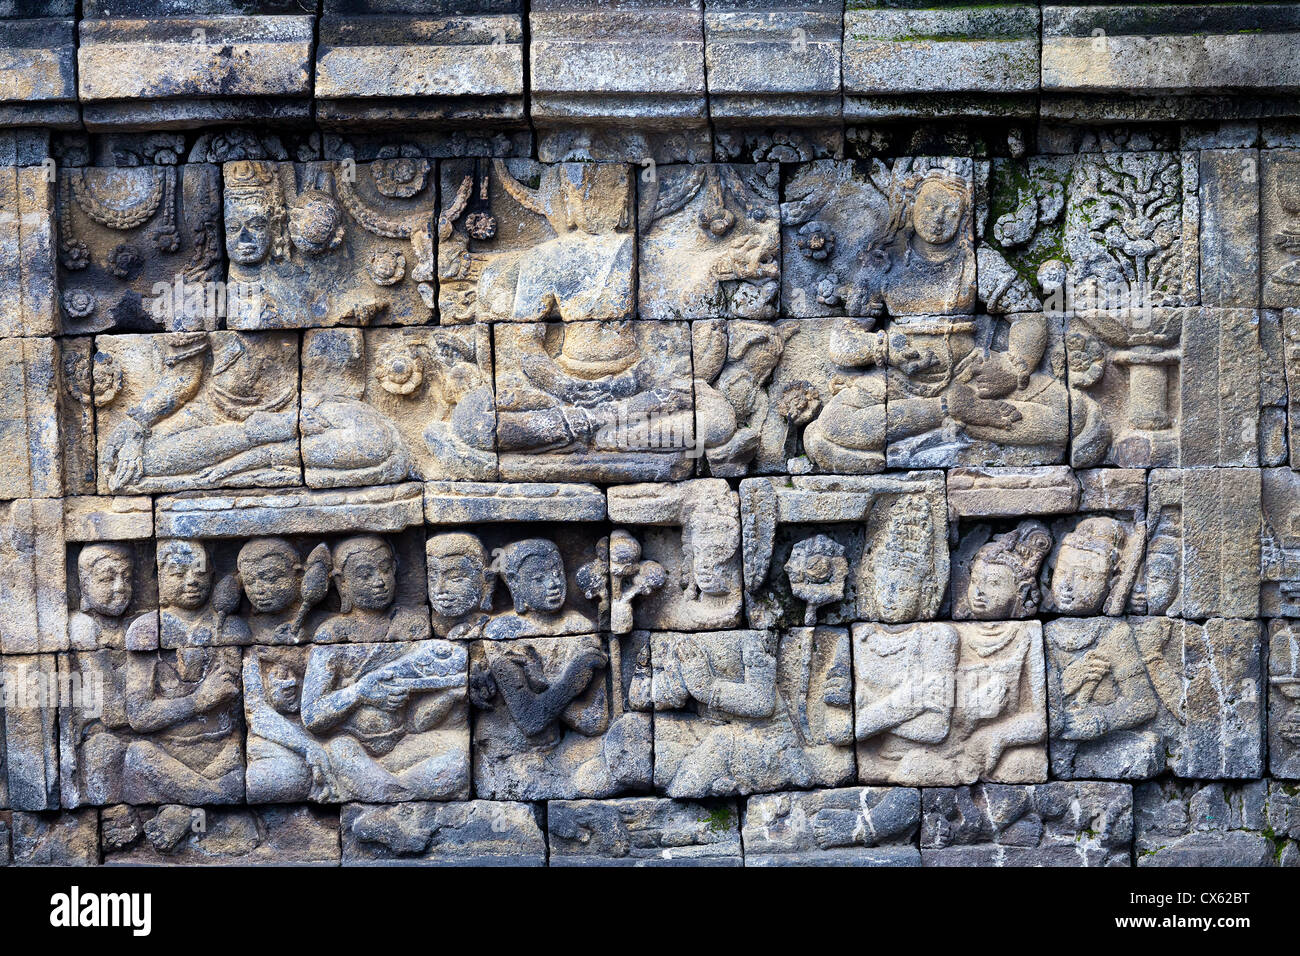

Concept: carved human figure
[[427, 533, 493, 640], [802, 320, 887, 472], [300, 640, 468, 802], [863, 497, 941, 623], [855, 620, 1047, 785], [485, 538, 590, 640], [1046, 619, 1168, 777], [236, 538, 324, 646], [964, 521, 1052, 620], [785, 535, 849, 626], [1140, 518, 1182, 617], [121, 645, 244, 804], [313, 536, 430, 645], [495, 322, 692, 461], [300, 329, 413, 487], [680, 495, 743, 608], [693, 321, 794, 474], [244, 648, 339, 804], [69, 543, 152, 650], [1049, 517, 1128, 616], [887, 314, 1068, 464], [101, 331, 299, 492], [224, 159, 286, 268], [158, 539, 250, 647]]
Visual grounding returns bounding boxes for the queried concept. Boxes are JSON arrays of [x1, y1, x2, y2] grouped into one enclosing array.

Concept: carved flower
[[60, 240, 90, 271], [372, 157, 430, 199], [797, 221, 835, 260], [777, 381, 822, 425], [61, 349, 92, 406], [1065, 331, 1107, 389], [62, 288, 96, 320], [375, 346, 424, 396], [107, 243, 143, 279], [368, 249, 406, 286], [91, 351, 123, 407], [816, 273, 842, 307], [465, 211, 497, 241]]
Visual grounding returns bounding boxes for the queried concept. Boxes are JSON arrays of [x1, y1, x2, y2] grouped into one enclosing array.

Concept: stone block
[[854, 619, 1047, 786], [652, 628, 854, 797], [549, 797, 743, 866], [11, 809, 98, 865], [743, 787, 921, 866], [0, 166, 57, 336], [0, 654, 58, 810], [0, 17, 77, 129], [921, 781, 1132, 866], [1135, 779, 1300, 866], [341, 799, 545, 866], [101, 803, 340, 865]]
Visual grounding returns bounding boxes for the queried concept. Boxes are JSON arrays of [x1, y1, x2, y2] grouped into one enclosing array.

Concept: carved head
[[333, 535, 398, 613], [224, 160, 284, 265], [910, 176, 967, 247], [237, 537, 303, 614], [785, 534, 849, 623], [1050, 516, 1126, 616], [1141, 519, 1181, 616], [288, 188, 345, 256], [681, 497, 741, 597], [78, 543, 133, 617], [966, 521, 1052, 620], [157, 539, 213, 612], [497, 539, 566, 614], [870, 498, 935, 623], [261, 652, 301, 714], [427, 533, 492, 620]]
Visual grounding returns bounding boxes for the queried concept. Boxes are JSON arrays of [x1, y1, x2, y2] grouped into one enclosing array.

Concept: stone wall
[[0, 1, 1298, 867]]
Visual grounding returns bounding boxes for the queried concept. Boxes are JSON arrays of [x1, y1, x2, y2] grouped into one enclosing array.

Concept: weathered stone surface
[[652, 628, 854, 797], [424, 480, 605, 524], [11, 809, 98, 865], [0, 338, 69, 498], [78, 15, 314, 128], [1200, 148, 1260, 308], [740, 473, 948, 630], [224, 159, 437, 329], [529, 0, 709, 163], [494, 321, 695, 482], [549, 797, 742, 866], [844, 4, 1039, 120], [315, 10, 525, 127], [694, 317, 886, 476], [1047, 617, 1264, 781], [0, 166, 57, 336], [638, 165, 779, 321], [1269, 620, 1300, 778], [705, 1, 841, 124], [94, 332, 302, 494], [470, 632, 652, 800], [1265, 150, 1300, 308], [1135, 779, 1300, 867], [439, 159, 635, 324], [0, 654, 59, 810], [854, 620, 1047, 786], [101, 803, 340, 865], [0, 18, 77, 129], [782, 158, 976, 317], [0, 499, 67, 653], [341, 799, 545, 866], [156, 484, 424, 539], [1155, 468, 1260, 620], [56, 163, 223, 332], [743, 786, 920, 866], [922, 781, 1132, 867]]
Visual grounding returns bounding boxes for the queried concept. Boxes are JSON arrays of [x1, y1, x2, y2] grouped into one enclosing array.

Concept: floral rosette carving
[[373, 157, 431, 199], [375, 344, 424, 396]]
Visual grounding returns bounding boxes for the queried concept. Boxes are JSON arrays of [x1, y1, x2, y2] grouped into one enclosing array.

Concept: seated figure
[[69, 543, 154, 650], [158, 539, 250, 647], [313, 536, 430, 645]]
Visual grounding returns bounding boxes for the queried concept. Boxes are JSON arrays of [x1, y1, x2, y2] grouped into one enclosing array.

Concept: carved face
[[912, 179, 964, 246], [160, 543, 212, 612], [266, 662, 300, 714], [81, 548, 133, 617], [288, 192, 344, 256], [967, 553, 1018, 621], [225, 191, 273, 264], [1143, 550, 1179, 615], [428, 553, 487, 620], [1051, 542, 1113, 615], [872, 554, 926, 623], [240, 550, 301, 614], [339, 545, 397, 612], [691, 539, 737, 596], [513, 549, 567, 613]]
